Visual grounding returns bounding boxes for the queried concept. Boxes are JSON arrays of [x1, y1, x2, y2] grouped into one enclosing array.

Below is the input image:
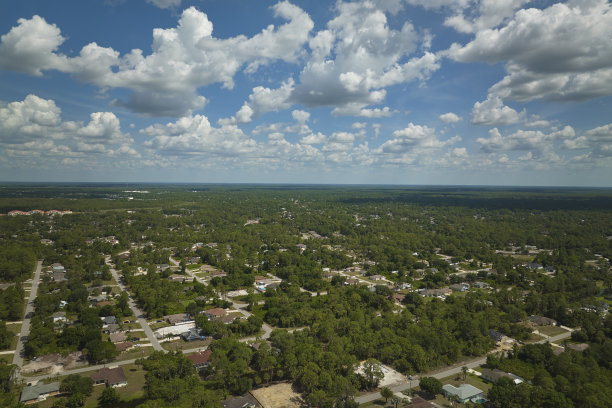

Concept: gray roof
[[442, 384, 483, 400], [20, 382, 60, 402]]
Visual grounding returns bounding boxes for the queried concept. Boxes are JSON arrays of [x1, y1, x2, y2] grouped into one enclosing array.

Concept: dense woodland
[[0, 184, 611, 407]]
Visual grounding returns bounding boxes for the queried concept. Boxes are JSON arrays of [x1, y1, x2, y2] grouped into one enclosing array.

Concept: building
[[164, 313, 191, 325], [90, 367, 128, 388], [186, 349, 212, 369], [101, 316, 117, 326], [488, 329, 504, 342], [20, 382, 60, 404], [204, 308, 227, 319], [181, 327, 204, 342], [442, 384, 485, 403], [406, 396, 435, 408], [221, 394, 261, 408], [115, 341, 135, 352], [528, 315, 557, 326], [450, 283, 470, 292], [481, 368, 524, 384], [109, 332, 128, 343]]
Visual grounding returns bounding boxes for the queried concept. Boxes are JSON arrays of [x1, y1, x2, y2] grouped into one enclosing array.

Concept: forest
[[0, 184, 610, 407]]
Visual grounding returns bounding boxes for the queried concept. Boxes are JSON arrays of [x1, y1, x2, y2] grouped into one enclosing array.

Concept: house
[[210, 270, 227, 279], [188, 257, 201, 264], [222, 394, 261, 408], [52, 271, 67, 282], [442, 384, 485, 403], [527, 262, 543, 270], [168, 274, 187, 283], [419, 288, 452, 297], [20, 382, 60, 404], [213, 314, 237, 325], [157, 264, 171, 272], [204, 308, 227, 319], [345, 278, 361, 285], [101, 316, 117, 326], [369, 274, 385, 281], [52, 312, 67, 324], [489, 330, 504, 342], [529, 315, 557, 326], [109, 332, 128, 343], [105, 324, 120, 334], [406, 396, 435, 408], [181, 327, 204, 342], [115, 341, 134, 352], [481, 368, 524, 384], [164, 313, 191, 325], [450, 283, 470, 292], [90, 367, 128, 388], [473, 281, 490, 289], [186, 349, 212, 369], [51, 263, 65, 272], [392, 294, 405, 304]]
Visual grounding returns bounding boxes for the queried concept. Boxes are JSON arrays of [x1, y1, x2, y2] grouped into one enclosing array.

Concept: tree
[[461, 366, 468, 382], [361, 358, 384, 389], [381, 387, 393, 403], [419, 377, 442, 396], [60, 374, 93, 396], [99, 387, 120, 407]]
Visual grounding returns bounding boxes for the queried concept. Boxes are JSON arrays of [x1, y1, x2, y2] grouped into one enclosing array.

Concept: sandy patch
[[356, 361, 407, 388], [22, 352, 87, 374], [250, 383, 304, 408]]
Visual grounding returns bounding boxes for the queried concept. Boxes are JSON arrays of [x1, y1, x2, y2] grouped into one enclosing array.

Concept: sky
[[0, 0, 611, 186]]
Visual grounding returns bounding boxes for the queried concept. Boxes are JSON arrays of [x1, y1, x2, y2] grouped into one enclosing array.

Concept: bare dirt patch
[[22, 352, 87, 375], [250, 383, 304, 408]]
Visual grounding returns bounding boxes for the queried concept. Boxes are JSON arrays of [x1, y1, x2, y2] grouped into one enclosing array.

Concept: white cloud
[[448, 1, 612, 102], [444, 0, 529, 34], [300, 132, 326, 145], [147, 0, 181, 9], [0, 3, 314, 116], [376, 123, 459, 162], [292, 110, 310, 123], [477, 126, 575, 154], [471, 95, 524, 126], [440, 112, 461, 123], [563, 123, 612, 157], [0, 16, 68, 76], [290, 1, 439, 115], [0, 95, 137, 162], [141, 115, 256, 157]]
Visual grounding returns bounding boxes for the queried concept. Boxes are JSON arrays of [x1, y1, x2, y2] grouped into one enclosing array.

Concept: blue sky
[[1, 0, 611, 186]]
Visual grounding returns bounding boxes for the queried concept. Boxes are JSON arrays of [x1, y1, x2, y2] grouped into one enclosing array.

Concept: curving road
[[13, 260, 42, 372]]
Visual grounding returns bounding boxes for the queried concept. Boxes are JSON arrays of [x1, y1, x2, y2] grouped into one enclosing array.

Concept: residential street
[[105, 257, 163, 352], [12, 260, 42, 372], [355, 330, 573, 404]]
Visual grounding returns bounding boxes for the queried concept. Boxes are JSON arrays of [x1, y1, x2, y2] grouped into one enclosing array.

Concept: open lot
[[251, 383, 304, 408]]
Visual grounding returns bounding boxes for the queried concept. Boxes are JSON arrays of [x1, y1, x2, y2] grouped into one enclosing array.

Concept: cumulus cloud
[[142, 115, 256, 157], [448, 1, 612, 102], [471, 95, 524, 126], [444, 0, 529, 34], [290, 1, 440, 115], [563, 123, 612, 157], [0, 94, 137, 161], [440, 112, 461, 123], [0, 3, 314, 116], [477, 126, 575, 154], [292, 110, 310, 123], [147, 0, 181, 9]]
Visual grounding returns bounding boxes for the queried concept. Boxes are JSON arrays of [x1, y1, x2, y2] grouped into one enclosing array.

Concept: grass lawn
[[35, 363, 147, 408], [8, 323, 22, 349], [0, 354, 13, 363], [162, 338, 210, 351], [537, 325, 569, 337], [438, 373, 492, 393]]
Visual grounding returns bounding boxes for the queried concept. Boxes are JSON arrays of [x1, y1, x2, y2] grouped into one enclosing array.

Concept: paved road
[[105, 257, 163, 352], [171, 256, 275, 341], [13, 260, 42, 371], [355, 330, 573, 404]]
